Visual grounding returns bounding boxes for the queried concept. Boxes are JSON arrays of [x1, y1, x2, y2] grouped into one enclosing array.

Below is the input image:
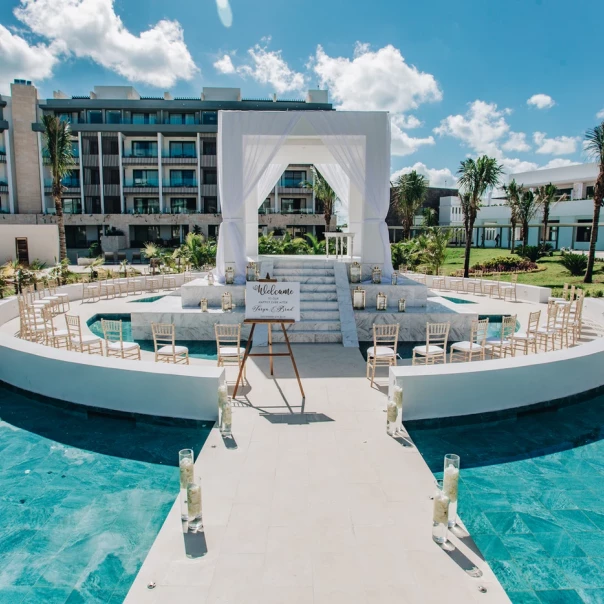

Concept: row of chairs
[[82, 275, 181, 303], [21, 283, 70, 315], [428, 269, 520, 300]]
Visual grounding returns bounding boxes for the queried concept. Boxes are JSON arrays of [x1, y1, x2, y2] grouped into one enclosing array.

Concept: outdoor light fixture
[[225, 265, 235, 285], [200, 298, 208, 312], [350, 262, 362, 284], [398, 298, 406, 312], [391, 271, 398, 285], [208, 271, 215, 285], [353, 286, 366, 310], [372, 266, 382, 284], [246, 262, 257, 282], [376, 292, 387, 311], [221, 291, 233, 312]]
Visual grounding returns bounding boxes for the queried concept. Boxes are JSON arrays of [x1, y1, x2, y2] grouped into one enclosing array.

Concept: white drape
[[216, 112, 301, 282], [257, 162, 289, 207], [314, 163, 350, 212]]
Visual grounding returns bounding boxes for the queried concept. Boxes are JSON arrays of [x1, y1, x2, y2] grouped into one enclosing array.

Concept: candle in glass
[[179, 449, 194, 521], [221, 398, 233, 436], [386, 400, 398, 436], [432, 479, 450, 544], [187, 480, 203, 532], [443, 454, 460, 528], [393, 385, 403, 432]]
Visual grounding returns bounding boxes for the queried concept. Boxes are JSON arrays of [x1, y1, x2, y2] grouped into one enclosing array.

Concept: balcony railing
[[166, 180, 197, 187], [281, 208, 315, 215], [123, 151, 158, 158], [44, 178, 81, 188], [163, 152, 197, 159], [128, 207, 161, 215], [124, 179, 159, 187]]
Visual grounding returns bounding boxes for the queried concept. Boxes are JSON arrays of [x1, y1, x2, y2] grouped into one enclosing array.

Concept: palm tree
[[502, 179, 523, 253], [301, 167, 337, 233], [457, 156, 504, 277], [518, 189, 539, 248], [142, 242, 163, 274], [394, 170, 428, 239], [424, 228, 451, 274], [535, 183, 567, 248], [584, 121, 604, 283], [42, 114, 74, 261]]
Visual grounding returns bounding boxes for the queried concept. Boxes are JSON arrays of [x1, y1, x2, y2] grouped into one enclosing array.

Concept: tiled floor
[[0, 385, 211, 604], [409, 392, 604, 603]]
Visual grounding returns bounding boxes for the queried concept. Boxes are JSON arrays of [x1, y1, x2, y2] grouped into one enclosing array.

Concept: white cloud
[[390, 115, 434, 156], [502, 131, 530, 152], [215, 0, 233, 28], [391, 162, 457, 188], [501, 158, 538, 174], [394, 114, 422, 129], [527, 94, 555, 110], [0, 24, 58, 93], [597, 108, 604, 120], [312, 42, 442, 112], [14, 0, 198, 87], [213, 54, 235, 74], [533, 131, 580, 155], [434, 100, 511, 157], [539, 158, 580, 170]]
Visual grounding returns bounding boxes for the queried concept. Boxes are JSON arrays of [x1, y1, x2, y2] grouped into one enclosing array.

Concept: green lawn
[[442, 247, 604, 296]]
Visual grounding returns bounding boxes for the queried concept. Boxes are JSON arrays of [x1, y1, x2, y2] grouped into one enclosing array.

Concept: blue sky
[[1, 0, 603, 185]]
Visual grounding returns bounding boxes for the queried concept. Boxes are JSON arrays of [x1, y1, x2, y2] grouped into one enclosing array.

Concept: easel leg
[[233, 323, 255, 398], [268, 323, 274, 376], [281, 323, 305, 398]]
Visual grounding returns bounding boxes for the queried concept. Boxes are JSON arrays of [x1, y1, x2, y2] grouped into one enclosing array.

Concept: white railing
[[325, 232, 355, 259]]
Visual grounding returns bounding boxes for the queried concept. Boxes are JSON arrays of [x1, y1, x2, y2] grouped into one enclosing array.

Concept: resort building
[[0, 80, 335, 260], [438, 162, 602, 250]]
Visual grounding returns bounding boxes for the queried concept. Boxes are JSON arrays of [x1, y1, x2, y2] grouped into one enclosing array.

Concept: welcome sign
[[245, 282, 300, 321]]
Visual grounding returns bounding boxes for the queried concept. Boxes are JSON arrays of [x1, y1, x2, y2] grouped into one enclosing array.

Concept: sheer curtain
[[216, 112, 302, 282], [314, 163, 350, 213], [257, 162, 289, 208]]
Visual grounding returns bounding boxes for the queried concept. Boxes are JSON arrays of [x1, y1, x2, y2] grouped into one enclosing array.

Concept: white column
[[78, 132, 84, 212], [118, 132, 125, 213], [5, 127, 15, 213], [36, 132, 45, 213], [348, 182, 363, 260], [157, 132, 163, 213], [97, 132, 105, 213], [196, 134, 201, 212]]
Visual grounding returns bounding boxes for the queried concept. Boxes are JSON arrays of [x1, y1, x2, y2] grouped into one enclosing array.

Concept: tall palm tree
[[535, 183, 566, 247], [301, 167, 337, 233], [457, 156, 504, 277], [502, 179, 523, 253], [42, 115, 74, 261], [394, 170, 428, 239], [584, 121, 604, 283], [518, 189, 539, 247]]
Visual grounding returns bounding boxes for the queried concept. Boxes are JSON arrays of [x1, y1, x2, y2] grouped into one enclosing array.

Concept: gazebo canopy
[[215, 110, 393, 281]]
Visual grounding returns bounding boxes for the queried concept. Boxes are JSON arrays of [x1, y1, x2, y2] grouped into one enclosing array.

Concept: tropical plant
[[423, 228, 450, 274], [471, 255, 537, 273], [305, 233, 326, 255], [535, 183, 566, 247], [517, 189, 539, 247], [42, 114, 74, 261], [88, 242, 102, 258], [3, 260, 36, 293], [422, 207, 438, 228], [394, 170, 428, 239], [49, 257, 73, 286], [502, 179, 524, 253], [457, 156, 504, 277], [87, 256, 104, 281], [584, 121, 604, 283], [280, 233, 311, 255], [28, 259, 47, 271], [562, 253, 588, 276], [301, 167, 337, 232], [142, 242, 163, 274], [516, 245, 544, 263]]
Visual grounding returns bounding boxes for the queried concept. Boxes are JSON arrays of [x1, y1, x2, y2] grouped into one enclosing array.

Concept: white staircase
[[269, 259, 342, 343]]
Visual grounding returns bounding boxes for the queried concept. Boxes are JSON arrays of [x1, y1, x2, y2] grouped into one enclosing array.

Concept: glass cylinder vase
[[220, 392, 232, 436], [187, 479, 203, 532], [386, 400, 398, 436], [179, 449, 194, 521], [443, 454, 460, 528], [432, 479, 450, 544]]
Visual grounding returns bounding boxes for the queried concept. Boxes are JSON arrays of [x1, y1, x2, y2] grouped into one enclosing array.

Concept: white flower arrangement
[[443, 464, 459, 503], [179, 457, 194, 489], [187, 483, 202, 518], [433, 491, 449, 525], [393, 386, 403, 411]]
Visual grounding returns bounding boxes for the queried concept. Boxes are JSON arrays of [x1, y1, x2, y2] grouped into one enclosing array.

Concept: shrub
[[595, 290, 604, 298], [561, 253, 588, 276], [471, 255, 537, 273], [517, 245, 544, 263]]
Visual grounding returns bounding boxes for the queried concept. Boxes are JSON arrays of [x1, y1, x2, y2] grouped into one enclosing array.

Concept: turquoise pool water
[[442, 296, 478, 305], [127, 295, 166, 303], [0, 383, 211, 603], [408, 394, 604, 603], [87, 314, 222, 360]]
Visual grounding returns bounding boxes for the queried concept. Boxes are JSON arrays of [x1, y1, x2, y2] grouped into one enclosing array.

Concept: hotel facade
[[0, 80, 335, 260]]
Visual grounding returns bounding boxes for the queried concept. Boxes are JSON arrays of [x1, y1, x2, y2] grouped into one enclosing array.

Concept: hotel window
[[132, 112, 157, 125], [586, 186, 595, 199], [484, 226, 497, 241], [547, 220, 559, 242], [201, 111, 218, 125], [170, 170, 196, 186], [104, 196, 121, 213], [102, 137, 119, 155], [87, 110, 103, 124], [203, 140, 217, 155], [208, 224, 219, 239], [84, 196, 102, 214], [62, 198, 82, 214], [71, 141, 79, 157], [169, 113, 195, 125], [65, 225, 88, 248], [132, 225, 160, 245], [170, 198, 196, 213], [281, 198, 309, 214], [62, 170, 80, 188], [57, 113, 72, 123], [556, 187, 573, 200], [203, 169, 217, 185], [203, 197, 218, 213], [106, 110, 121, 124], [103, 167, 120, 185], [133, 169, 159, 186], [85, 168, 100, 185], [576, 219, 592, 243], [280, 170, 307, 188], [133, 198, 160, 214], [131, 141, 157, 157], [85, 138, 99, 155], [169, 141, 196, 158]]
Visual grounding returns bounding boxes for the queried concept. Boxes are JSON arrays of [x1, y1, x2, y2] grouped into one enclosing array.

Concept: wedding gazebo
[[214, 110, 393, 281]]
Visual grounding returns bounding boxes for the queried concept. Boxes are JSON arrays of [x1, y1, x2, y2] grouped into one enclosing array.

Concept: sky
[[1, 0, 603, 187]]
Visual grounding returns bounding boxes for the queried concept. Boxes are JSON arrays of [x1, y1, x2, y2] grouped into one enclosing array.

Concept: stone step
[[272, 268, 335, 277], [300, 300, 339, 310], [300, 292, 338, 301], [272, 261, 334, 270], [288, 320, 341, 332], [271, 330, 342, 343], [278, 276, 336, 285], [299, 284, 337, 292], [300, 310, 341, 321]]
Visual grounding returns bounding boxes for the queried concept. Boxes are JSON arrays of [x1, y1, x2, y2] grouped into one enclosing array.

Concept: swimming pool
[[87, 314, 223, 360], [441, 296, 478, 305], [127, 295, 166, 303], [408, 393, 604, 603], [0, 383, 211, 603]]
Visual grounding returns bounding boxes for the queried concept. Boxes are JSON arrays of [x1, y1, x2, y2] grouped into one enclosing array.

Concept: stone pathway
[[125, 345, 510, 603]]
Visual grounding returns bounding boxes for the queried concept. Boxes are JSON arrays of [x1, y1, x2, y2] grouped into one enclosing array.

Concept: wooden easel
[[232, 318, 305, 399]]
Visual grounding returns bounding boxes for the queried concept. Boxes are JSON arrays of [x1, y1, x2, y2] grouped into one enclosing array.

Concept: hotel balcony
[[44, 178, 81, 194], [161, 152, 197, 165], [163, 179, 198, 194], [122, 151, 158, 165], [0, 180, 8, 193], [123, 178, 159, 194], [0, 149, 7, 164], [200, 155, 217, 168]]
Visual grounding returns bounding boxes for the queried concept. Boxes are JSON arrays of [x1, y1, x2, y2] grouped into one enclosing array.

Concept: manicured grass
[[441, 247, 604, 296]]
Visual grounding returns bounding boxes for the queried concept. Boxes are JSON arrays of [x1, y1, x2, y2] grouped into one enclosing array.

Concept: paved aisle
[[125, 344, 509, 604]]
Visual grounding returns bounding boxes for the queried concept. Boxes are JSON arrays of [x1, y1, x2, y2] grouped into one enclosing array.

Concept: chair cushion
[[451, 341, 483, 351], [157, 345, 188, 355], [413, 345, 444, 355], [53, 329, 69, 337], [513, 331, 535, 340], [366, 346, 395, 358], [537, 327, 556, 335], [107, 341, 139, 351], [219, 346, 245, 356], [485, 337, 512, 346], [71, 335, 101, 345]]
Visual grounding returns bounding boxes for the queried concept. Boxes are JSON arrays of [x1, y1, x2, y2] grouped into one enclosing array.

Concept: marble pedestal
[[181, 278, 245, 309], [349, 279, 427, 309]]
